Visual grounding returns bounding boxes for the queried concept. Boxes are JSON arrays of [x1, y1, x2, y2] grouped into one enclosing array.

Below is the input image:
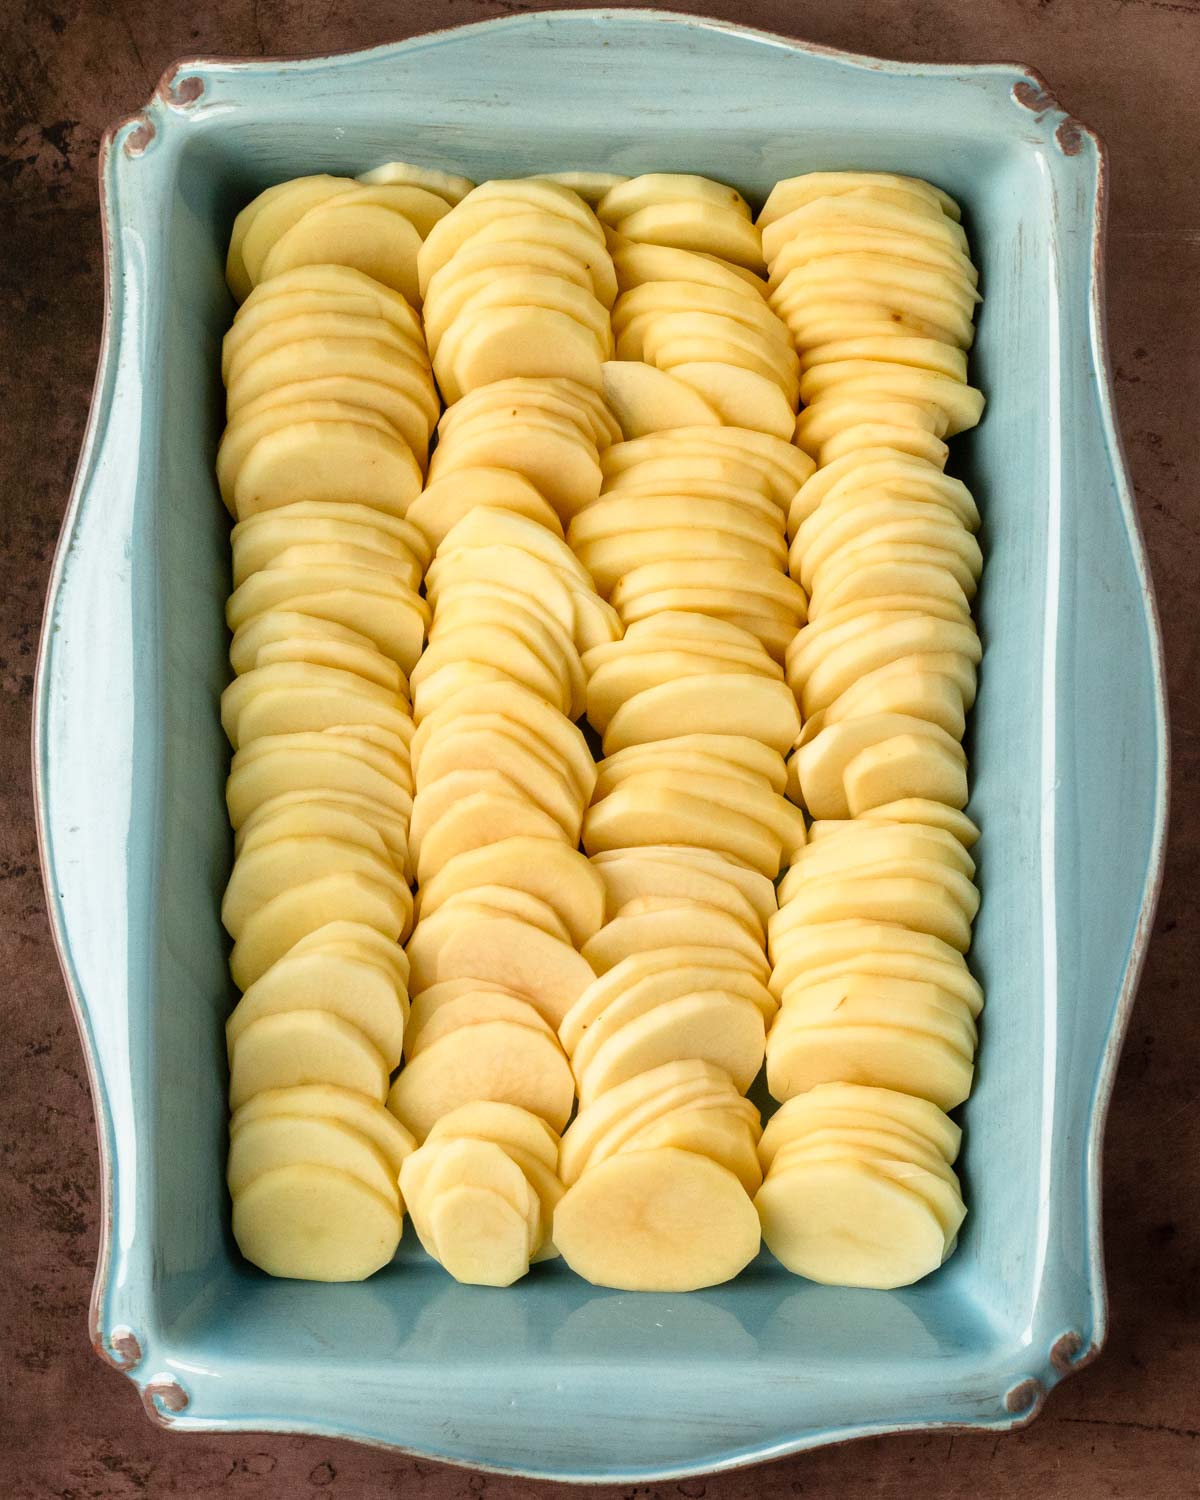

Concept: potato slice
[[286, 918, 411, 993], [219, 401, 423, 509], [229, 1008, 389, 1109], [584, 533, 786, 598], [642, 317, 799, 399], [416, 733, 583, 837], [611, 237, 766, 296], [789, 614, 981, 717], [778, 974, 977, 1054], [582, 903, 768, 978], [767, 915, 973, 992], [589, 857, 765, 940], [226, 735, 411, 831], [602, 675, 801, 757], [407, 468, 561, 549], [437, 502, 592, 581], [570, 494, 784, 557], [417, 913, 595, 1027], [775, 873, 972, 952], [408, 891, 570, 984], [555, 1147, 760, 1291], [225, 307, 428, 391], [414, 794, 568, 888], [599, 173, 751, 222], [233, 175, 357, 292], [622, 1109, 763, 1196], [230, 507, 428, 586], [600, 360, 720, 437], [576, 992, 766, 1101], [359, 160, 475, 204], [425, 545, 576, 638], [426, 1100, 560, 1169], [220, 661, 410, 749], [797, 514, 983, 601], [760, 1081, 960, 1163], [233, 1162, 400, 1280], [756, 1156, 951, 1288], [412, 628, 570, 717], [615, 199, 764, 270], [759, 171, 959, 225], [766, 1125, 955, 1190], [410, 681, 595, 801], [230, 1083, 415, 1174], [323, 181, 452, 238], [237, 261, 422, 327], [767, 1012, 973, 1110], [228, 604, 420, 686], [406, 990, 554, 1062], [230, 420, 422, 520], [419, 211, 617, 305], [418, 839, 604, 947], [436, 377, 618, 451], [615, 281, 790, 351], [423, 1168, 540, 1287], [586, 648, 777, 730], [584, 785, 782, 876], [666, 362, 793, 439], [221, 831, 410, 939], [792, 713, 965, 819], [844, 735, 969, 815], [568, 967, 772, 1087], [236, 797, 393, 866], [425, 270, 611, 360], [425, 238, 596, 310], [816, 662, 966, 740], [387, 1019, 575, 1137], [259, 201, 423, 304], [227, 573, 428, 675], [431, 602, 584, 720], [603, 427, 811, 501], [855, 798, 980, 847], [789, 819, 975, 882], [437, 306, 605, 404], [227, 947, 406, 1067], [229, 872, 410, 991], [428, 415, 602, 521], [225, 334, 438, 426], [228, 1112, 399, 1203]]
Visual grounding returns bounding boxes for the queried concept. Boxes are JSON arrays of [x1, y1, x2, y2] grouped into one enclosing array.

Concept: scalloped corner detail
[[1055, 118, 1086, 156], [141, 1376, 191, 1424], [1004, 1376, 1046, 1422], [123, 115, 156, 158], [159, 65, 206, 110], [97, 1325, 144, 1372], [1011, 77, 1058, 115]]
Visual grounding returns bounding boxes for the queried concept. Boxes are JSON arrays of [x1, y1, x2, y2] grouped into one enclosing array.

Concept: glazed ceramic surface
[[33, 10, 1168, 1481]]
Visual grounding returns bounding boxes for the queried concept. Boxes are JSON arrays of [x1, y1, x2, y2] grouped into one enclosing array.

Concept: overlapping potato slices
[[399, 1102, 564, 1286], [755, 1083, 965, 1288], [554, 1062, 763, 1290], [748, 171, 984, 1288]]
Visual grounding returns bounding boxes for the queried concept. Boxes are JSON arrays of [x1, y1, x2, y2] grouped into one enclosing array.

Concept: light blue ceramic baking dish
[[34, 9, 1168, 1481]]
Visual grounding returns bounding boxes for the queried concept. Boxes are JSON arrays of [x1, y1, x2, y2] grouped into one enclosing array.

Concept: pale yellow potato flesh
[[426, 1100, 560, 1169], [602, 675, 801, 758], [576, 991, 766, 1101], [387, 1019, 575, 1138], [236, 797, 392, 865], [358, 160, 476, 205], [417, 838, 604, 947], [221, 834, 409, 939], [759, 1081, 960, 1166], [259, 202, 423, 305], [228, 1113, 399, 1204], [755, 1157, 952, 1289], [229, 871, 411, 991], [554, 1147, 761, 1291], [407, 468, 561, 550], [406, 990, 555, 1063], [669, 362, 796, 438], [227, 948, 407, 1068], [233, 175, 357, 294], [230, 1083, 416, 1175], [582, 902, 769, 978], [233, 1163, 401, 1281], [226, 736, 412, 830], [413, 792, 570, 886], [590, 855, 766, 939], [600, 360, 720, 437], [766, 1011, 973, 1111], [229, 1008, 390, 1110]]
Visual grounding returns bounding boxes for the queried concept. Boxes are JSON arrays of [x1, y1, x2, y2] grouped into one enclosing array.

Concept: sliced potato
[[233, 1162, 401, 1281], [229, 1008, 389, 1109], [407, 468, 562, 549], [602, 674, 801, 757], [669, 362, 795, 439], [230, 1082, 416, 1175], [600, 360, 720, 437], [228, 1113, 399, 1203], [414, 912, 594, 1027], [387, 1019, 575, 1138], [260, 201, 423, 305], [417, 838, 604, 948], [554, 1147, 760, 1291]]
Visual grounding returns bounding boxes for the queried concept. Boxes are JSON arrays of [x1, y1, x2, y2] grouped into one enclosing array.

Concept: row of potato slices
[[226, 162, 475, 306], [597, 176, 801, 441], [782, 447, 982, 819], [569, 427, 814, 657], [766, 810, 981, 1114], [218, 265, 440, 521], [755, 172, 983, 463], [416, 179, 618, 403], [754, 1082, 965, 1289]]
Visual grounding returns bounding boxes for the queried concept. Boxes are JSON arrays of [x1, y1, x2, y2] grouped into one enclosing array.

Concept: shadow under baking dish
[[36, 10, 1166, 1479]]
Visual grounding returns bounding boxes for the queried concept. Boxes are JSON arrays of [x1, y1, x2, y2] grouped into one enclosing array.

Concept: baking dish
[[33, 9, 1168, 1480]]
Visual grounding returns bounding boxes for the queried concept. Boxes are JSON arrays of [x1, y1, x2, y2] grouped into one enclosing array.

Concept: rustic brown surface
[[1, 1, 1197, 1495]]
